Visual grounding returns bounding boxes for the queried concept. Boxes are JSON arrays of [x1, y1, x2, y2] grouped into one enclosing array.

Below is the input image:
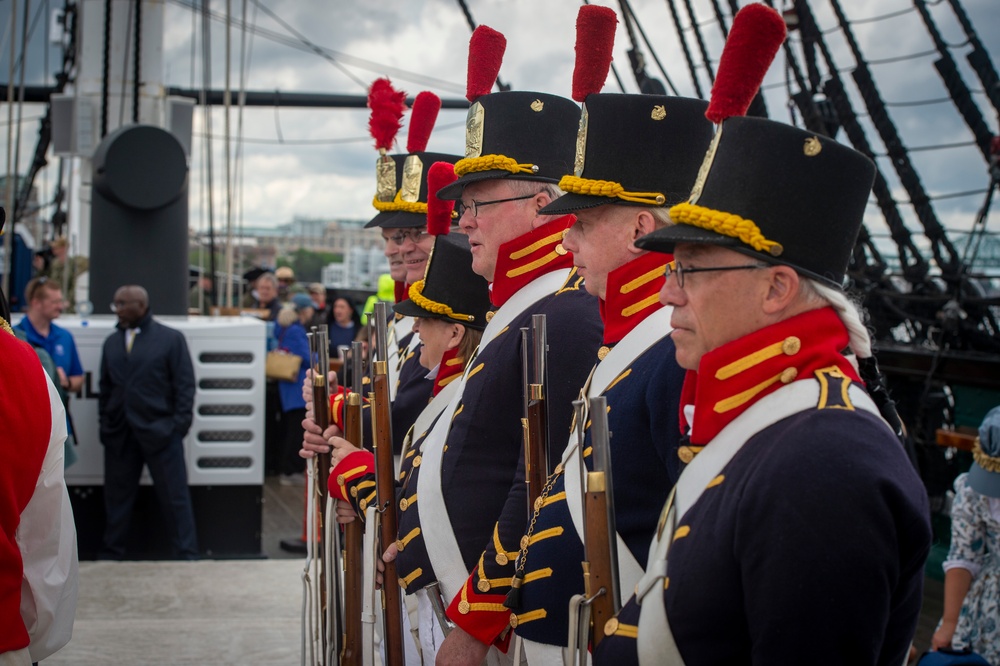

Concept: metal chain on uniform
[[504, 448, 574, 611]]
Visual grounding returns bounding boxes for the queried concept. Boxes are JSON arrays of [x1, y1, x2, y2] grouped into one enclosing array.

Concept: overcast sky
[[2, 0, 998, 262]]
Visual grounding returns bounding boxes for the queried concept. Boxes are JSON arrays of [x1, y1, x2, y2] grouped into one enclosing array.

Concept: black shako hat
[[393, 234, 491, 330], [540, 95, 715, 216], [365, 151, 461, 229], [635, 115, 876, 289], [436, 91, 580, 201]]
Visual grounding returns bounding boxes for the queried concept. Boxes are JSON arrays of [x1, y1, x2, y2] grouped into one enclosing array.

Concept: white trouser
[[0, 648, 31, 666], [520, 637, 564, 666]]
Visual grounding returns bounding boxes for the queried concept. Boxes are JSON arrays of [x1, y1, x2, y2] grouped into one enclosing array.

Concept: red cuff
[[446, 574, 514, 650], [328, 450, 375, 501], [328, 387, 350, 430]]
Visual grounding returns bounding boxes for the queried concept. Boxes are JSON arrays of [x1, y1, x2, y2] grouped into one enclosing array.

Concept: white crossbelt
[[635, 381, 882, 666], [417, 268, 571, 601]]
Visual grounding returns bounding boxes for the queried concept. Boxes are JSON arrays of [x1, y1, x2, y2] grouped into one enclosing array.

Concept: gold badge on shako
[[574, 105, 589, 177], [401, 154, 423, 202], [651, 105, 667, 121], [803, 136, 822, 157], [466, 102, 485, 159], [376, 155, 396, 202], [530, 99, 545, 112]]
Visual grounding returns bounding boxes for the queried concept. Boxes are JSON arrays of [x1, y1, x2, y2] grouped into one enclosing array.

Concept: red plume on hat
[[466, 26, 507, 102], [705, 3, 786, 124], [407, 91, 442, 153], [368, 77, 408, 153], [426, 162, 458, 236], [572, 5, 618, 103]]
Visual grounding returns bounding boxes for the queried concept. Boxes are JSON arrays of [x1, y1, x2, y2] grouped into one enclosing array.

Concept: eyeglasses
[[665, 260, 769, 289], [456, 193, 536, 219], [386, 228, 428, 246], [110, 299, 138, 313]]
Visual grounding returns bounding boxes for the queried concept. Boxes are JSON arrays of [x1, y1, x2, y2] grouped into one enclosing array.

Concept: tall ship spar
[[1, 0, 997, 561]]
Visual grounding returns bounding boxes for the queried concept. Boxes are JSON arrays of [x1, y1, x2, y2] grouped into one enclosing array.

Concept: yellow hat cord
[[371, 191, 430, 214], [408, 280, 475, 323], [973, 438, 1000, 474], [669, 201, 784, 257], [559, 175, 666, 206], [455, 154, 538, 178]]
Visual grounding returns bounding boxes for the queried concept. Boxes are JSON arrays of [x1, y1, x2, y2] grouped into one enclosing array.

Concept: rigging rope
[[663, 0, 704, 97]]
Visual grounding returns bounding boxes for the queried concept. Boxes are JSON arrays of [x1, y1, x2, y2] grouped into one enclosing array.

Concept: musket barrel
[[525, 315, 550, 510]]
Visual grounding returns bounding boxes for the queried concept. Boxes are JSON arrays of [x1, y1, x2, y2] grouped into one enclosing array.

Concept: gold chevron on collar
[[620, 264, 664, 294], [509, 229, 566, 261], [715, 336, 801, 380]]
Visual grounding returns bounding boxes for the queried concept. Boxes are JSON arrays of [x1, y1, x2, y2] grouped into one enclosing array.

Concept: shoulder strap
[[417, 268, 571, 601], [634, 381, 883, 666], [563, 306, 674, 603]]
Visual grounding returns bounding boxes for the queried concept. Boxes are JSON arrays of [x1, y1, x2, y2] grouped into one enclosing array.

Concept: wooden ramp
[[45, 559, 304, 665]]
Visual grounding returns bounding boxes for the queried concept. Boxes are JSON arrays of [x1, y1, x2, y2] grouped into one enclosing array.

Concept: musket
[[308, 326, 336, 664], [525, 314, 550, 512], [370, 302, 405, 666], [340, 341, 366, 666], [582, 395, 620, 647]]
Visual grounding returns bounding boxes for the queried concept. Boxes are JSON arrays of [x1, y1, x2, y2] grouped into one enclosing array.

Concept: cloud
[[1, 0, 998, 256]]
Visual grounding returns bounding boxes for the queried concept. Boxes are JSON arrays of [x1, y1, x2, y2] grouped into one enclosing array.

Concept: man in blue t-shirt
[[16, 277, 84, 394]]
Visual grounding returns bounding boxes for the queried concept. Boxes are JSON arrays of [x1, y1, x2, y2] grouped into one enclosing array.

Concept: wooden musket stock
[[340, 342, 366, 666], [582, 395, 620, 647], [371, 303, 405, 666], [525, 314, 549, 511]]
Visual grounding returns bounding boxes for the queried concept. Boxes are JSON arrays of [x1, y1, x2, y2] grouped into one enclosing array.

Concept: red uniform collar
[[599, 252, 669, 345], [680, 306, 860, 445], [432, 347, 466, 396], [490, 215, 576, 307], [394, 281, 408, 304]]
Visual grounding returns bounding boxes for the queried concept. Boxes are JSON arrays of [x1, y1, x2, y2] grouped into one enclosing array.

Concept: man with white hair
[[593, 110, 932, 666]]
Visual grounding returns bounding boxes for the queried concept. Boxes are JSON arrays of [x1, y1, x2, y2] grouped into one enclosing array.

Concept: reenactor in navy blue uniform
[[479, 10, 716, 657], [302, 85, 459, 456], [594, 6, 931, 665], [383, 26, 604, 665], [327, 230, 492, 663]]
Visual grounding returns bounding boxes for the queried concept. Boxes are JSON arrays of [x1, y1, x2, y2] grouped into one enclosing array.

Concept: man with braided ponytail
[[593, 5, 931, 665]]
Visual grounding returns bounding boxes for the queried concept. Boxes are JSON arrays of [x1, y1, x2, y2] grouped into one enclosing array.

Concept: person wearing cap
[[35, 236, 88, 312], [326, 232, 492, 663], [481, 8, 715, 660], [0, 209, 78, 665], [930, 405, 1000, 664], [273, 294, 314, 486], [593, 6, 930, 665], [389, 26, 603, 664], [274, 266, 297, 303]]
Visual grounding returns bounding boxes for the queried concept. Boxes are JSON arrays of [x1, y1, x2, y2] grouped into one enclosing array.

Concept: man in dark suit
[[98, 285, 198, 560]]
